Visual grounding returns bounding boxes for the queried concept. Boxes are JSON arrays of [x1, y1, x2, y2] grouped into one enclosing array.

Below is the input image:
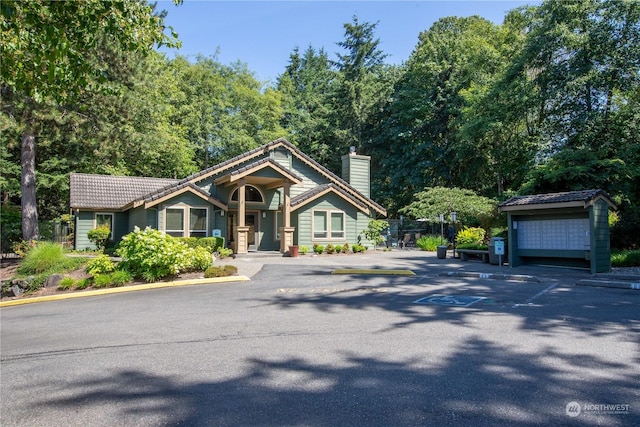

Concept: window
[[165, 208, 185, 237], [231, 185, 264, 203], [313, 211, 327, 238], [190, 208, 208, 238], [95, 213, 114, 240], [312, 210, 346, 240], [331, 212, 345, 239]]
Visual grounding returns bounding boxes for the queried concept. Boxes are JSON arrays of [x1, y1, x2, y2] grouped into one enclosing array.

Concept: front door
[[228, 212, 259, 251], [245, 212, 258, 251]]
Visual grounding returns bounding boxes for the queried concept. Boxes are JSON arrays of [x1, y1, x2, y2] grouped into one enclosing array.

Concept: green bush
[[57, 277, 76, 290], [204, 265, 238, 278], [326, 244, 335, 254], [175, 236, 225, 253], [334, 244, 343, 253], [110, 270, 133, 287], [116, 227, 212, 281], [85, 254, 115, 275], [352, 243, 366, 253], [0, 204, 22, 254], [87, 226, 111, 251], [216, 247, 234, 259], [299, 245, 310, 255], [456, 227, 486, 246], [93, 274, 112, 288], [17, 242, 86, 275], [611, 249, 640, 267], [416, 235, 444, 251], [342, 243, 350, 253], [75, 278, 91, 290], [313, 244, 325, 254]]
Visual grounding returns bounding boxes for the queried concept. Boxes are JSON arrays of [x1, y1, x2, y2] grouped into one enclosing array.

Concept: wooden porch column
[[235, 178, 249, 254], [280, 180, 295, 253]]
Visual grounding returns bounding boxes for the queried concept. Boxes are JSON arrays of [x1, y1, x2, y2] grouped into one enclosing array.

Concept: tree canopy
[[1, 0, 638, 249]]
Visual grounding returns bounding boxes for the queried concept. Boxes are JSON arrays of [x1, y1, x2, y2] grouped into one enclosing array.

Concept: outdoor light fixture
[[220, 210, 225, 217], [262, 211, 267, 219]]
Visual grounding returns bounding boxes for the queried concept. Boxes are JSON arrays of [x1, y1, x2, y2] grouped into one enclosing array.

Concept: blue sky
[[158, 0, 537, 82]]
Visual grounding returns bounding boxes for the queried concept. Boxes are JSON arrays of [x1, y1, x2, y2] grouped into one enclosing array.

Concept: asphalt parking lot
[[1, 250, 639, 426]]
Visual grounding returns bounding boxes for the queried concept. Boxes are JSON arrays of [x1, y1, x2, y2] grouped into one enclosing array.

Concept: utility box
[[498, 189, 616, 274]]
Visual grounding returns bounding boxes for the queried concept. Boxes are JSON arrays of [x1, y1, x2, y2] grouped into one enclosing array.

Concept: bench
[[457, 249, 489, 263]]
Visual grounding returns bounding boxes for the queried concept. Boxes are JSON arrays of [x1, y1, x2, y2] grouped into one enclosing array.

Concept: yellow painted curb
[[331, 269, 415, 276], [0, 276, 250, 307]]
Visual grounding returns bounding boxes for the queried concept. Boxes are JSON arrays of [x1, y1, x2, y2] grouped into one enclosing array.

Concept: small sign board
[[494, 240, 505, 255]]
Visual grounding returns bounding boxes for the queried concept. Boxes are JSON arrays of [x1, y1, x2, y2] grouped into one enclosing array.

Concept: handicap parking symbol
[[414, 294, 486, 307]]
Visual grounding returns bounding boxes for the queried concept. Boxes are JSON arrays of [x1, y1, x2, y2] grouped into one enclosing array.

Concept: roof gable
[[291, 184, 370, 214]]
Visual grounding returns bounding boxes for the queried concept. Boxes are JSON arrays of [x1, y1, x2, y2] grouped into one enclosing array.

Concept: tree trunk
[[21, 128, 39, 241]]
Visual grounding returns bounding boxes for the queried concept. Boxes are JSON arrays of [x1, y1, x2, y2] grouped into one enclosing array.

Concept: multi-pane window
[[313, 210, 345, 240], [165, 208, 185, 237], [95, 213, 114, 240], [313, 211, 328, 238], [165, 207, 208, 238], [189, 208, 208, 238], [330, 212, 345, 239]]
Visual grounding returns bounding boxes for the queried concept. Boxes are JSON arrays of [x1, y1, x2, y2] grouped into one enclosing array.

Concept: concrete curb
[[439, 271, 542, 282], [0, 276, 250, 308], [576, 279, 640, 290]]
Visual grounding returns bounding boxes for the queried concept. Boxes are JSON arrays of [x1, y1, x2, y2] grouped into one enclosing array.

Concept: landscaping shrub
[[57, 277, 76, 290], [87, 226, 111, 251], [116, 226, 213, 281], [92, 274, 112, 288], [334, 244, 343, 253], [313, 244, 325, 254], [216, 247, 233, 259], [110, 270, 133, 286], [75, 278, 91, 290], [85, 254, 115, 275], [416, 235, 443, 251], [204, 265, 238, 278], [456, 227, 486, 249], [611, 249, 640, 267], [326, 244, 335, 254], [299, 245, 310, 255], [18, 241, 67, 275], [342, 243, 350, 253], [352, 243, 366, 253]]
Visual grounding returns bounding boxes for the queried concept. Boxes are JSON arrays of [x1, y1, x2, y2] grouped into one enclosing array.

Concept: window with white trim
[[165, 208, 185, 237], [189, 208, 208, 238], [313, 210, 345, 240], [95, 213, 114, 240]]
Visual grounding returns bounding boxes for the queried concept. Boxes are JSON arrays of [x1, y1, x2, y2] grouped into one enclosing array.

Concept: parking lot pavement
[[2, 249, 638, 426]]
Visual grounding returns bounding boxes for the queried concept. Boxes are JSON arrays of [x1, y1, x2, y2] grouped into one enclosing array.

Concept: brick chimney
[[341, 146, 370, 197]]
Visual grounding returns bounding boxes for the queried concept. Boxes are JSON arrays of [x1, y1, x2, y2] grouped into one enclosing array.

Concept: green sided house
[[69, 138, 387, 254]]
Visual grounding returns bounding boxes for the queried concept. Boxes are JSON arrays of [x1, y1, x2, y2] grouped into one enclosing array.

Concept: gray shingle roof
[[499, 189, 614, 208], [69, 173, 178, 210]]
